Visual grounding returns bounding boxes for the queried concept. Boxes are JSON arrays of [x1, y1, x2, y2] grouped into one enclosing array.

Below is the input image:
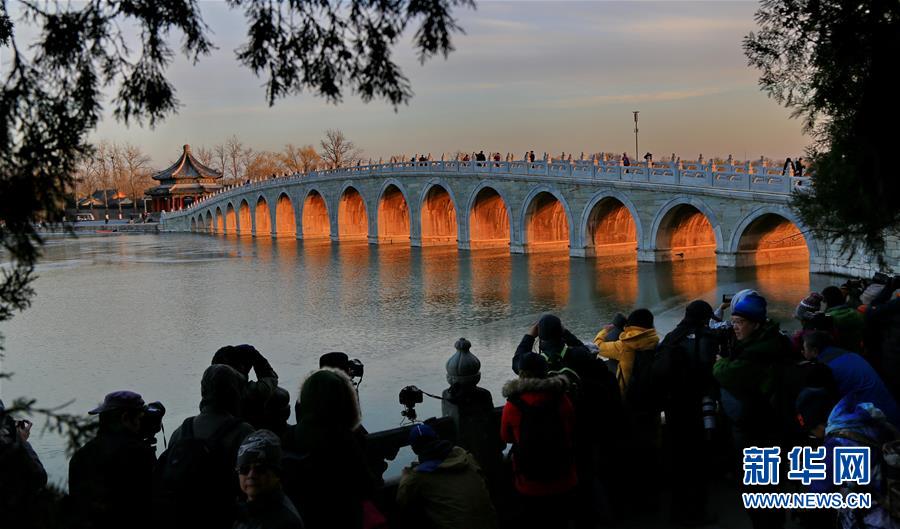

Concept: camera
[[722, 294, 733, 304], [139, 401, 166, 445], [399, 385, 424, 421], [872, 272, 892, 285], [347, 358, 364, 379]]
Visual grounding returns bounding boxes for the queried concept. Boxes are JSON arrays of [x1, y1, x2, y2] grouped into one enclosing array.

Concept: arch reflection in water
[[588, 255, 640, 309], [468, 248, 512, 311], [524, 192, 569, 253], [527, 251, 571, 307], [737, 214, 810, 267], [656, 205, 716, 260], [421, 246, 460, 310]]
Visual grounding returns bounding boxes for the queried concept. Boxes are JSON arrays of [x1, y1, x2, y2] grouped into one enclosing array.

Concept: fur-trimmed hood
[[502, 374, 569, 399]]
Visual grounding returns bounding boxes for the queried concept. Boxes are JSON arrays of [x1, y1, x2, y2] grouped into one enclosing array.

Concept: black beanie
[[537, 314, 563, 343], [684, 300, 714, 325], [519, 353, 549, 379], [795, 387, 833, 430], [626, 308, 654, 329]]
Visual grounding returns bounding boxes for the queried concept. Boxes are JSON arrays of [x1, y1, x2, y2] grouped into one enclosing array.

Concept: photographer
[[68, 391, 158, 529], [212, 344, 279, 429], [0, 400, 47, 529]]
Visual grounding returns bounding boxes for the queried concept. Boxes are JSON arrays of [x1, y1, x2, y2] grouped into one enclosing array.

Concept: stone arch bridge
[[162, 159, 887, 275]]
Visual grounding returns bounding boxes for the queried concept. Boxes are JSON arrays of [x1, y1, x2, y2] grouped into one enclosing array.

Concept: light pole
[[632, 110, 640, 163]]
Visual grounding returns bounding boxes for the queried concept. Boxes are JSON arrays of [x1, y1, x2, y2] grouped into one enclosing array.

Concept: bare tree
[[245, 151, 288, 180], [119, 144, 152, 215], [281, 143, 321, 173], [194, 145, 214, 167], [212, 143, 228, 176], [224, 135, 253, 184], [318, 129, 362, 169]]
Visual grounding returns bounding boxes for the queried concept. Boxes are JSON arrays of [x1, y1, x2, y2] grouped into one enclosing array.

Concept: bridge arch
[[650, 197, 723, 260], [377, 180, 411, 243], [419, 180, 459, 246], [225, 203, 237, 233], [238, 199, 252, 235], [274, 192, 297, 237], [729, 205, 814, 267], [205, 211, 213, 233], [466, 182, 512, 249], [190, 217, 197, 232], [580, 190, 643, 258], [520, 185, 574, 252], [255, 196, 271, 236], [301, 188, 331, 239], [214, 207, 224, 233], [337, 184, 369, 240]]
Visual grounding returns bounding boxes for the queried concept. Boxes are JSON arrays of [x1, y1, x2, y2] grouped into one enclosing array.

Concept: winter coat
[[593, 325, 660, 394], [233, 490, 304, 529], [866, 295, 900, 401], [396, 446, 498, 529], [818, 346, 900, 427], [238, 354, 280, 429], [500, 375, 577, 496], [68, 430, 156, 529], [0, 410, 47, 529], [713, 320, 790, 443], [652, 322, 718, 421], [812, 396, 898, 529], [826, 305, 866, 353], [281, 369, 375, 529]]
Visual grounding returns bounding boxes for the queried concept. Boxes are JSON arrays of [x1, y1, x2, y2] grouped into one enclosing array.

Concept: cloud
[[616, 16, 753, 37], [473, 18, 536, 32], [547, 87, 724, 109]]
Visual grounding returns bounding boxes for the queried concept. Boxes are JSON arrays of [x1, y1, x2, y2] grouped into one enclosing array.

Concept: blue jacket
[[818, 346, 900, 427]]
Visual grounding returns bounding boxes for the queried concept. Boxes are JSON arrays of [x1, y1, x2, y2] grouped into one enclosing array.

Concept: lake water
[[0, 233, 836, 485]]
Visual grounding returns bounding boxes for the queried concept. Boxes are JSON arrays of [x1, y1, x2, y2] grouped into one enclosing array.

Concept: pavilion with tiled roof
[[146, 144, 223, 212]]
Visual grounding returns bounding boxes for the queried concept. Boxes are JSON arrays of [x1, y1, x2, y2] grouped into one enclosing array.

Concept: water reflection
[[2, 234, 832, 485]]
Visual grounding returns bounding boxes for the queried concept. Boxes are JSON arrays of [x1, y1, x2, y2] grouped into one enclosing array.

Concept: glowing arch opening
[[238, 201, 252, 235], [469, 187, 510, 249], [421, 185, 457, 246], [524, 191, 569, 252], [225, 204, 237, 233], [586, 198, 637, 258], [736, 214, 809, 267], [338, 187, 368, 240], [302, 191, 330, 239], [655, 204, 716, 260], [378, 185, 410, 243], [275, 194, 297, 237], [255, 197, 271, 237]]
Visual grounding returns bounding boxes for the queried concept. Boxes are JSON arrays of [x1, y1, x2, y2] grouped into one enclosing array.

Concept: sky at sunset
[[68, 1, 808, 167]]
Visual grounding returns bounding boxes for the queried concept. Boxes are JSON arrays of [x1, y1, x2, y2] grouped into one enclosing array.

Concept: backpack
[[508, 395, 572, 481], [625, 348, 661, 413], [827, 429, 900, 520], [154, 417, 243, 527]]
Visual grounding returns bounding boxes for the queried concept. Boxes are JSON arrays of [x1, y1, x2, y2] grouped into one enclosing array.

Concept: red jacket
[[500, 375, 577, 496]]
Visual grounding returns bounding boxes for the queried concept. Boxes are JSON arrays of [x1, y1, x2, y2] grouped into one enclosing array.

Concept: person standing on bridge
[[622, 153, 631, 166], [782, 157, 793, 175], [528, 151, 535, 163]]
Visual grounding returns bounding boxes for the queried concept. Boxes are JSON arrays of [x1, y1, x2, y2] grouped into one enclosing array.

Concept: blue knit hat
[[732, 292, 767, 323]]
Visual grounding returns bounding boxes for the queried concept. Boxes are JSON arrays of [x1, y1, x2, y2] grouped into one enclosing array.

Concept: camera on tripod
[[399, 385, 424, 421]]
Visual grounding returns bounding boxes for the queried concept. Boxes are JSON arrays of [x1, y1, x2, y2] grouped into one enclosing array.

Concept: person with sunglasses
[[234, 430, 303, 529]]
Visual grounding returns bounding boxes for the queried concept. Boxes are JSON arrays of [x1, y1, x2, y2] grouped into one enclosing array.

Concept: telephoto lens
[[701, 396, 717, 440]]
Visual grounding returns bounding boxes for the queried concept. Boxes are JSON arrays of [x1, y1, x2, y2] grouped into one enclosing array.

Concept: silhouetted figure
[[212, 344, 280, 429], [1, 400, 47, 529], [233, 430, 304, 529], [528, 150, 535, 163], [782, 157, 793, 175], [69, 391, 156, 529]]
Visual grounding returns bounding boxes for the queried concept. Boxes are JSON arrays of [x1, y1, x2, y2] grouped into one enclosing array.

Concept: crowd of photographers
[[1, 274, 899, 529]]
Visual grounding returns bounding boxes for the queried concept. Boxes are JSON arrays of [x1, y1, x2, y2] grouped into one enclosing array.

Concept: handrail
[[163, 159, 812, 220]]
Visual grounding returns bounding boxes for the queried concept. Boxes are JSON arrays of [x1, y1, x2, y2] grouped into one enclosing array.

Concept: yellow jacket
[[593, 325, 660, 394]]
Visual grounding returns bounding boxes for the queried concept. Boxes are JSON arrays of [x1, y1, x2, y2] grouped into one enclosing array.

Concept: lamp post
[[632, 110, 640, 163]]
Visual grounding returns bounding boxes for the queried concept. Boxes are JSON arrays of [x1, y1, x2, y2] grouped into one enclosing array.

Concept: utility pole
[[632, 111, 640, 163]]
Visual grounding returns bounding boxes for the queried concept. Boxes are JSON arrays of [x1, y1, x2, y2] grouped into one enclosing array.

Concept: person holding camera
[[652, 300, 719, 526], [154, 364, 256, 529], [0, 400, 47, 529], [822, 285, 867, 353], [68, 391, 158, 529], [212, 344, 280, 429]]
